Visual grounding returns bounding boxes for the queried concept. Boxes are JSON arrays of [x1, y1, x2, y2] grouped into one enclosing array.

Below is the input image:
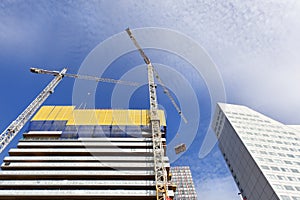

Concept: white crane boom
[[0, 68, 67, 154], [0, 67, 139, 154], [30, 67, 139, 86], [126, 28, 170, 200]]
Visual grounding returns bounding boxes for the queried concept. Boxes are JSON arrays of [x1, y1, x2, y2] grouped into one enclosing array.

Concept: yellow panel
[[140, 110, 145, 125], [55, 106, 75, 120], [97, 110, 104, 125], [31, 106, 55, 121], [122, 110, 129, 125], [103, 110, 113, 125], [68, 110, 99, 125], [129, 110, 138, 125], [112, 110, 122, 125], [138, 110, 143, 125], [33, 106, 166, 126], [135, 110, 142, 125], [158, 110, 166, 126], [133, 110, 141, 125], [47, 106, 63, 120], [130, 110, 135, 125]]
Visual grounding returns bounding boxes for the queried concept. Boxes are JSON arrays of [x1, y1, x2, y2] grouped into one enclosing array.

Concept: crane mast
[[126, 28, 169, 200], [0, 68, 67, 154]]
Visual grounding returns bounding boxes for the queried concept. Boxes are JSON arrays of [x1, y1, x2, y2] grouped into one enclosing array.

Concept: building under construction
[[0, 106, 174, 199]]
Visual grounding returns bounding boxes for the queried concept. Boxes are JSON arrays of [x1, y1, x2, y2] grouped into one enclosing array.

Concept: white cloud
[[195, 176, 240, 200], [139, 0, 300, 124]]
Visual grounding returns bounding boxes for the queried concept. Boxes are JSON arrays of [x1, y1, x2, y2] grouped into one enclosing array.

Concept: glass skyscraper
[[212, 103, 300, 200]]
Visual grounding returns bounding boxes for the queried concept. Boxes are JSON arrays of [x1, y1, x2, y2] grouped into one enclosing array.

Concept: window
[[261, 165, 270, 170], [287, 177, 296, 181], [280, 195, 291, 200], [281, 168, 289, 172], [278, 153, 286, 157], [292, 197, 300, 200], [260, 151, 267, 155], [257, 157, 264, 161], [274, 184, 284, 190], [274, 159, 283, 164], [291, 169, 299, 173], [277, 175, 286, 180], [269, 152, 276, 156], [267, 174, 276, 180], [271, 166, 279, 171], [284, 161, 292, 165], [295, 161, 300, 166], [284, 185, 294, 191]]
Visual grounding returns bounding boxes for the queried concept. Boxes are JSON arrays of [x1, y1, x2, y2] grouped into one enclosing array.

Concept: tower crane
[[0, 67, 138, 154], [126, 28, 177, 200], [1, 29, 186, 200]]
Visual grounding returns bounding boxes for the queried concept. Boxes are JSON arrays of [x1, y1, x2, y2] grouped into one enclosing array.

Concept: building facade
[[0, 106, 174, 200], [170, 166, 197, 200], [212, 103, 300, 200]]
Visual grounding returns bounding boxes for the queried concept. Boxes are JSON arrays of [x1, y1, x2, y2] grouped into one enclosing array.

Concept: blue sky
[[1, 1, 300, 199]]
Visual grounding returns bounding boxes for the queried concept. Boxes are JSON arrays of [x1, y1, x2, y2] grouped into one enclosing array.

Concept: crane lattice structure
[[0, 68, 66, 154], [126, 28, 171, 200], [0, 68, 138, 154]]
